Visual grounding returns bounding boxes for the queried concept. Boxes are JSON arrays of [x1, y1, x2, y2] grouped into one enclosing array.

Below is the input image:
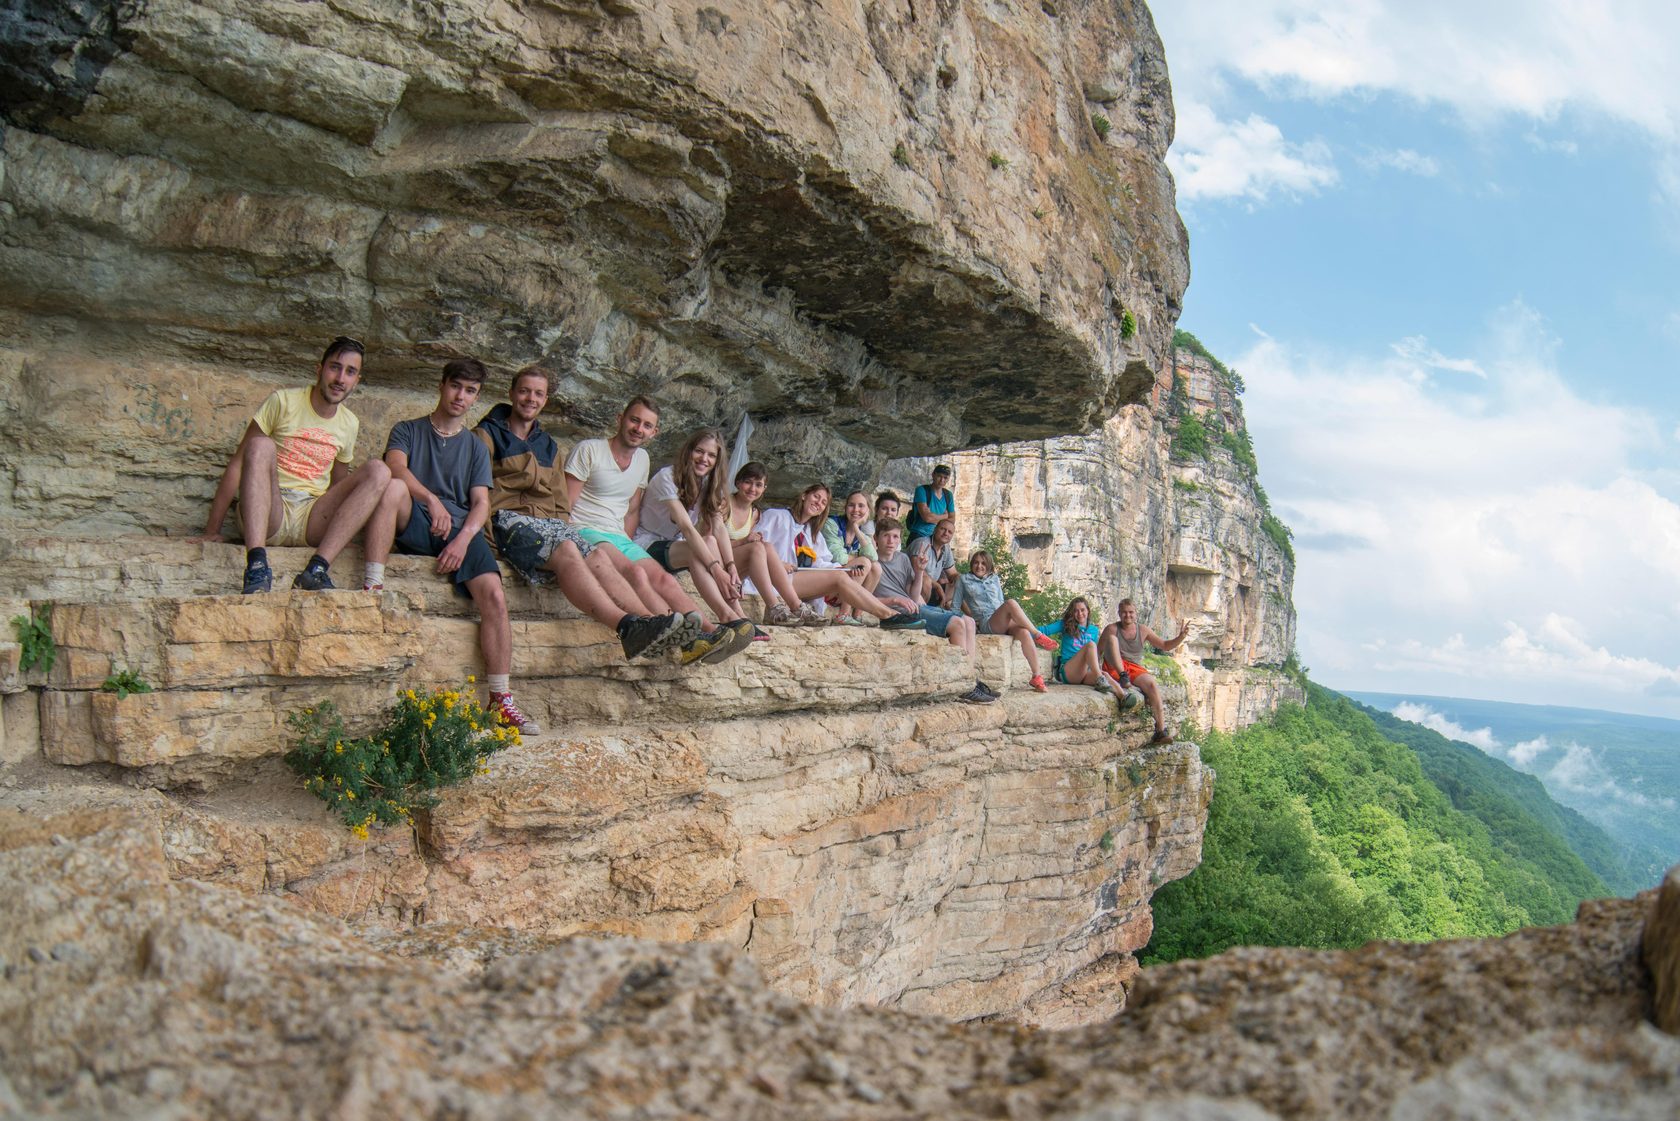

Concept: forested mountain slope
[[1144, 685, 1610, 962], [1358, 702, 1639, 897]]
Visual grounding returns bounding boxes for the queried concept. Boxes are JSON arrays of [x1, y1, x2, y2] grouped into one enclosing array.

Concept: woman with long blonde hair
[[634, 427, 754, 628]]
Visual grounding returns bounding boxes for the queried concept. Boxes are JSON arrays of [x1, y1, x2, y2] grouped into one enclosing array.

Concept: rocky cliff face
[[3, 812, 1675, 1120], [0, 0, 1187, 533], [883, 346, 1300, 731]]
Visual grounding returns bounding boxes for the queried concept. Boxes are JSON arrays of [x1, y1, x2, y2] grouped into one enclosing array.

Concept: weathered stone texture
[[1649, 864, 1680, 1033], [883, 348, 1299, 731], [1, 816, 1674, 1121], [0, 0, 1188, 533]]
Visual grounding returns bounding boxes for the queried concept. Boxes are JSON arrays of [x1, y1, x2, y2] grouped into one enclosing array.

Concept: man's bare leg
[[307, 460, 396, 564], [582, 547, 654, 616], [549, 543, 637, 627], [239, 433, 283, 548], [633, 558, 701, 618], [466, 571, 512, 676]]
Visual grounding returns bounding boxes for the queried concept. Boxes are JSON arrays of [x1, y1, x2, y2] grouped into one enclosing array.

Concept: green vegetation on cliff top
[[1143, 685, 1610, 964]]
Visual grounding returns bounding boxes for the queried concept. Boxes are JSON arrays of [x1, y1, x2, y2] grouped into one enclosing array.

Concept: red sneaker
[[1029, 674, 1047, 693], [489, 692, 541, 735]]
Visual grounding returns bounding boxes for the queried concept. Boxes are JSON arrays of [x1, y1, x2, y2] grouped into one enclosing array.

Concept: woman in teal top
[[1039, 597, 1124, 698]]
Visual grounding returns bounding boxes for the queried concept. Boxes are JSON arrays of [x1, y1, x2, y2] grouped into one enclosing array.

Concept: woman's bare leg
[[789, 569, 898, 620], [993, 610, 1041, 677], [737, 541, 802, 612], [668, 540, 743, 622]]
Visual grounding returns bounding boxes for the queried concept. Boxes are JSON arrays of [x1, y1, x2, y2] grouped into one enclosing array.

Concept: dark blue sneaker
[[242, 557, 273, 595], [292, 563, 335, 591]]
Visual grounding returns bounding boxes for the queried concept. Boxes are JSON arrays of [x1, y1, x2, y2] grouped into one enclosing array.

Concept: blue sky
[[1151, 2, 1680, 717]]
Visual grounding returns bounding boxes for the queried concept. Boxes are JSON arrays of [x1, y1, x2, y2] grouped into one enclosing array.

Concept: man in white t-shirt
[[564, 396, 750, 659], [197, 335, 408, 595]]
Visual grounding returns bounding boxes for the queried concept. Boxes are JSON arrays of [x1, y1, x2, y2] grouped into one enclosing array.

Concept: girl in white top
[[737, 476, 918, 628], [635, 428, 755, 628], [752, 480, 913, 628]]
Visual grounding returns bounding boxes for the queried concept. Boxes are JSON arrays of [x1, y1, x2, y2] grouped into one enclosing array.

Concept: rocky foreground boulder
[[3, 812, 1675, 1119]]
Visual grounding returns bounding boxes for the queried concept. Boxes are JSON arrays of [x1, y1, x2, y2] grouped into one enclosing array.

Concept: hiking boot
[[719, 618, 757, 656], [796, 602, 827, 627], [618, 613, 681, 662], [974, 680, 998, 699], [880, 612, 925, 631], [681, 621, 751, 666], [292, 562, 336, 591], [490, 692, 540, 736], [1029, 674, 1048, 693], [1119, 688, 1144, 712], [766, 602, 798, 626], [241, 556, 273, 595], [958, 685, 996, 704], [1150, 727, 1175, 745]]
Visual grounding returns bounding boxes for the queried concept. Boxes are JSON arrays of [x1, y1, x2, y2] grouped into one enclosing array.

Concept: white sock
[[363, 562, 385, 587], [487, 674, 510, 696]]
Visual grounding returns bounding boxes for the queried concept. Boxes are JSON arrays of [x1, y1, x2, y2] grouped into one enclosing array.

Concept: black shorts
[[646, 538, 686, 574], [395, 500, 501, 591]]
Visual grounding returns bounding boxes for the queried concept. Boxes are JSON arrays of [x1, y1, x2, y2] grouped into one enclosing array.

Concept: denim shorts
[[917, 605, 959, 638]]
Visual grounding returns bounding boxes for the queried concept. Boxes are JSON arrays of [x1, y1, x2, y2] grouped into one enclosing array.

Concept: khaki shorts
[[236, 490, 318, 547]]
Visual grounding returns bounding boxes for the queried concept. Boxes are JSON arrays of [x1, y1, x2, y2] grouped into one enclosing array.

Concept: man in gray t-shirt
[[906, 517, 957, 607], [874, 523, 992, 704], [376, 358, 537, 735]]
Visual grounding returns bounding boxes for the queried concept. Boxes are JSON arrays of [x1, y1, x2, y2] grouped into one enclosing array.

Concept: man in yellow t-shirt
[[198, 336, 407, 594]]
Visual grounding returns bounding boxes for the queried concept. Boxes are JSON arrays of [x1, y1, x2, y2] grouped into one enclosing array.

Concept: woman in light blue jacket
[[950, 549, 1057, 692]]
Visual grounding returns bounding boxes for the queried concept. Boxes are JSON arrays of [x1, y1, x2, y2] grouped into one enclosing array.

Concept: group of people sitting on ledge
[[195, 337, 1185, 743]]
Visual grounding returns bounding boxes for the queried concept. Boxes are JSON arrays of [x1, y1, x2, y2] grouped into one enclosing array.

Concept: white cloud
[[1237, 303, 1680, 716], [1390, 335, 1484, 377], [1547, 742, 1675, 810], [1169, 102, 1338, 202], [1359, 148, 1441, 177], [1156, 1, 1680, 209], [1509, 734, 1549, 767], [1158, 2, 1680, 138], [1391, 701, 1501, 752]]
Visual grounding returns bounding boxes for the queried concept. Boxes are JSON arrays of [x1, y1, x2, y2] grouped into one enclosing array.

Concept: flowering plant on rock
[[283, 679, 519, 838]]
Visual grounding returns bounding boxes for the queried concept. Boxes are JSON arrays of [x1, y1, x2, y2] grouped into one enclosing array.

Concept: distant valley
[[1346, 692, 1680, 890]]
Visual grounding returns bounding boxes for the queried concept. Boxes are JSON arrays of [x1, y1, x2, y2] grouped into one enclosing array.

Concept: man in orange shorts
[[1099, 598, 1188, 744]]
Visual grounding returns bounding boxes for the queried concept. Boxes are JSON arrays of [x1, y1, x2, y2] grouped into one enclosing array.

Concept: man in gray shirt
[[376, 358, 537, 736], [875, 523, 993, 704], [906, 517, 958, 607]]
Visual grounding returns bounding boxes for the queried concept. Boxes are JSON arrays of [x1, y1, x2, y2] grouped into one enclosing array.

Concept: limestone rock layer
[[0, 0, 1187, 531]]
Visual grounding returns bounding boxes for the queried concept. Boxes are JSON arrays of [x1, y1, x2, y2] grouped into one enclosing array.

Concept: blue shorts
[[395, 501, 501, 591], [917, 605, 960, 638], [575, 527, 651, 563]]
